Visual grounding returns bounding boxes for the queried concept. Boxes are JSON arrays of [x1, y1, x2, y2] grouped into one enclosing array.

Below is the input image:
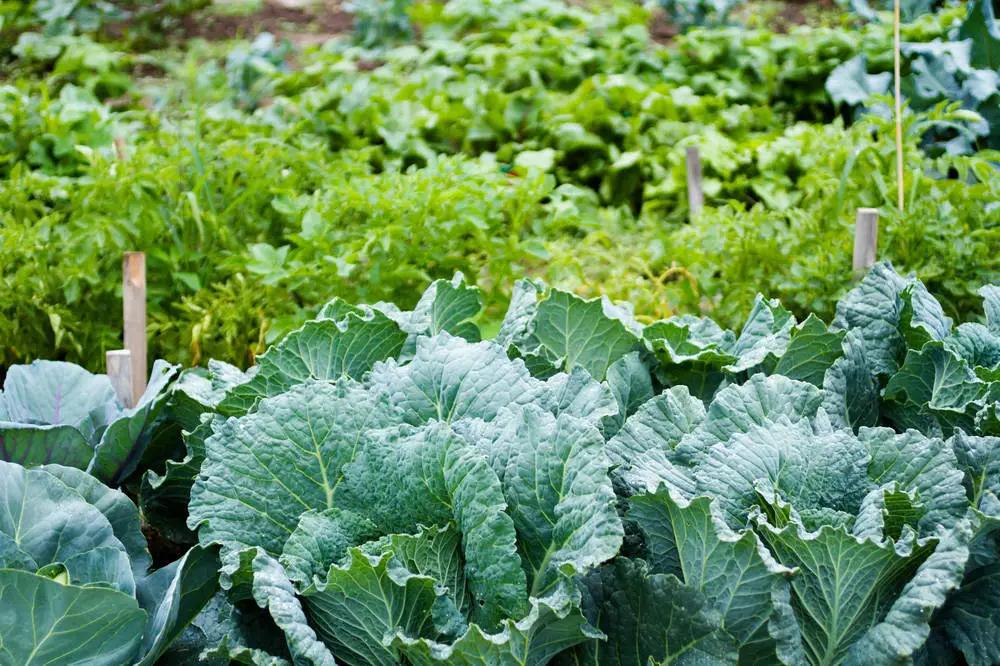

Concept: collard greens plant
[[159, 267, 1000, 664]]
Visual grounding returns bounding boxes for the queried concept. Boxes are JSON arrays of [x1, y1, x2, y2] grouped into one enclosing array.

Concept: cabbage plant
[[174, 267, 999, 664], [0, 359, 177, 485], [0, 460, 217, 665]]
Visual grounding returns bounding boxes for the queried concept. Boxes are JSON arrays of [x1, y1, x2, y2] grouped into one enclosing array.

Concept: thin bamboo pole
[[893, 0, 904, 211]]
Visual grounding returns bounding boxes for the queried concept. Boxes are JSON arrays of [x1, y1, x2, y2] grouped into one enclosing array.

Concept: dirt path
[[181, 0, 353, 47]]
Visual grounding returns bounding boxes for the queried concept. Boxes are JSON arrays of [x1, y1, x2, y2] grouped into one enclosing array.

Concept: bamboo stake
[[853, 208, 879, 273], [685, 146, 704, 221], [123, 252, 147, 405], [105, 350, 134, 409], [893, 0, 904, 211]]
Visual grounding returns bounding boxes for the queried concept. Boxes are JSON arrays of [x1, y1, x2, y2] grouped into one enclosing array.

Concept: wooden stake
[[893, 0, 904, 211], [685, 146, 704, 221], [853, 208, 879, 273], [105, 350, 134, 409], [123, 252, 147, 405]]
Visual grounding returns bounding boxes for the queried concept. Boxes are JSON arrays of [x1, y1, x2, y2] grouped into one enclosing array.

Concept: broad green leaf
[[340, 422, 527, 627], [0, 461, 129, 574], [607, 385, 705, 469], [698, 417, 871, 530], [860, 428, 969, 536], [367, 524, 469, 619], [644, 315, 737, 366], [823, 328, 880, 430], [0, 424, 93, 471], [725, 295, 795, 374], [189, 380, 396, 561], [676, 373, 824, 463], [529, 289, 641, 379], [0, 360, 117, 439], [833, 262, 948, 377], [0, 569, 146, 666], [884, 342, 987, 432], [302, 548, 441, 666], [563, 558, 738, 665], [754, 518, 936, 666], [134, 545, 220, 666], [405, 272, 483, 340], [41, 464, 152, 580], [773, 314, 845, 386], [848, 521, 972, 664], [629, 490, 796, 663], [394, 585, 597, 665], [217, 310, 407, 416], [368, 333, 543, 425], [478, 406, 623, 597]]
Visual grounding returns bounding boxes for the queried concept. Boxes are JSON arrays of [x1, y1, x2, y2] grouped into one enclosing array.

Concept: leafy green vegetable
[[0, 460, 217, 665]]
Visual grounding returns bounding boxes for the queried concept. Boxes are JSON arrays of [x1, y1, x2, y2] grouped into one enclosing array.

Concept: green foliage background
[[0, 0, 997, 370]]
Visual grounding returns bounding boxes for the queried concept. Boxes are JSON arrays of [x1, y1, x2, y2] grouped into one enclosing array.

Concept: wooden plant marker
[[853, 208, 879, 274], [685, 146, 704, 221], [106, 252, 147, 407], [106, 350, 134, 409], [123, 252, 147, 404]]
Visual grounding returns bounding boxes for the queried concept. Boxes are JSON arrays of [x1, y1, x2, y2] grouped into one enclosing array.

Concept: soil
[[180, 0, 353, 47]]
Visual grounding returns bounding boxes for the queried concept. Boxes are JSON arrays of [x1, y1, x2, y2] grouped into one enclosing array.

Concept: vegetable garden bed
[[2, 263, 999, 664]]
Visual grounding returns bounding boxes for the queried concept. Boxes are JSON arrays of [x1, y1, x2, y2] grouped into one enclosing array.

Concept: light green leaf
[[754, 518, 936, 666], [189, 380, 396, 561], [340, 422, 527, 627], [774, 314, 845, 387], [368, 333, 543, 425], [394, 585, 598, 665], [217, 310, 407, 416], [726, 295, 795, 374], [528, 289, 642, 380], [302, 548, 441, 666], [0, 569, 146, 666], [481, 406, 623, 597]]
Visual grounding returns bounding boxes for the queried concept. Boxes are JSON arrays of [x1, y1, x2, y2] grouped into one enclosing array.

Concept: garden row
[[2, 263, 999, 664], [1, 0, 998, 370]]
